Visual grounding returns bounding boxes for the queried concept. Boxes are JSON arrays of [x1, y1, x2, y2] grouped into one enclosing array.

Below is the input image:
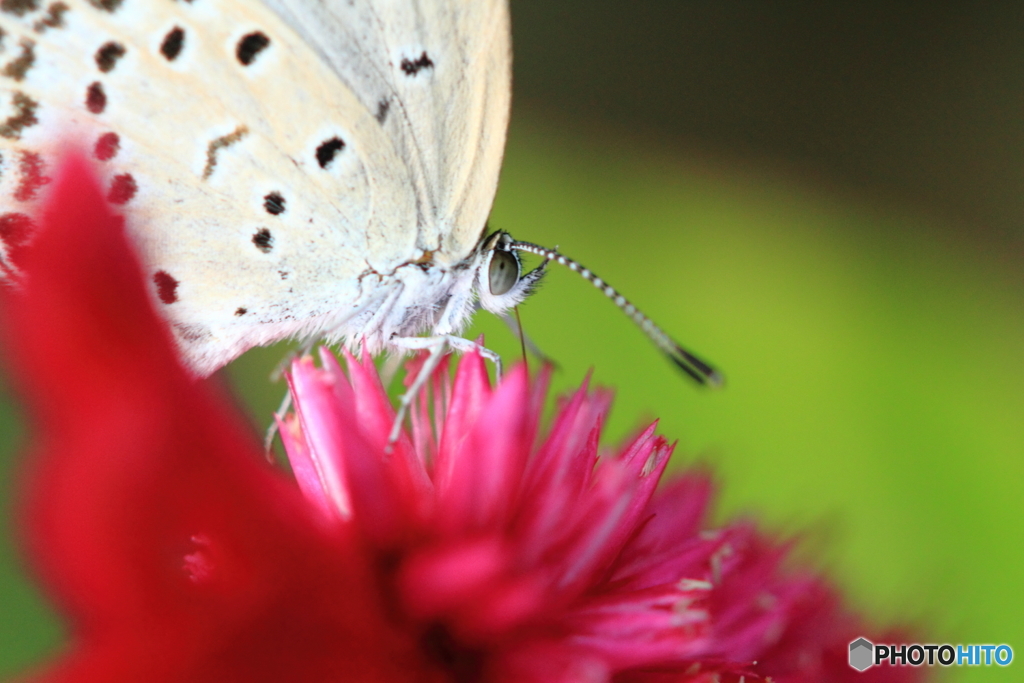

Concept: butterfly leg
[[269, 339, 317, 382], [500, 312, 560, 370], [263, 389, 294, 458], [386, 335, 503, 448], [263, 339, 317, 457], [440, 335, 503, 381]]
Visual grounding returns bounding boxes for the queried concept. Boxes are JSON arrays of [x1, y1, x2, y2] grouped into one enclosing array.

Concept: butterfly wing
[[0, 0, 511, 373], [261, 0, 511, 267]]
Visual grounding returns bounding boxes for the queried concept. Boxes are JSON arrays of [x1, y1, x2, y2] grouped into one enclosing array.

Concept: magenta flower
[[2, 155, 923, 682], [281, 351, 922, 683]]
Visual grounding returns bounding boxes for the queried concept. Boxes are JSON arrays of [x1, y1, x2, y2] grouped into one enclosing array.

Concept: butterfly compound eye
[[488, 250, 520, 295]]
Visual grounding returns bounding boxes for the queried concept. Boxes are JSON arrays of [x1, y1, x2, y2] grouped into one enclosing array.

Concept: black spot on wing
[[315, 137, 344, 169], [160, 27, 184, 61], [95, 41, 125, 72], [234, 307, 247, 316], [252, 228, 273, 253], [236, 31, 269, 66], [154, 270, 179, 304], [1, 0, 38, 17], [375, 98, 390, 124], [86, 81, 106, 113], [400, 51, 434, 76], [263, 191, 285, 215], [32, 2, 67, 32], [85, 0, 122, 12], [0, 91, 37, 139], [1, 37, 34, 81]]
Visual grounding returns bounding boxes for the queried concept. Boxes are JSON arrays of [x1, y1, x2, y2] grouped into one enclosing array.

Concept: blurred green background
[[1, 2, 1021, 680]]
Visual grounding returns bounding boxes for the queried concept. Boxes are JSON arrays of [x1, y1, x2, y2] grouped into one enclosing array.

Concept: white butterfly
[[0, 0, 719, 388]]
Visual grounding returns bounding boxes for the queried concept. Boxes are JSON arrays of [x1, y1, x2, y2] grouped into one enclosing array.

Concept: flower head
[[282, 351, 920, 683], [2, 155, 923, 682]]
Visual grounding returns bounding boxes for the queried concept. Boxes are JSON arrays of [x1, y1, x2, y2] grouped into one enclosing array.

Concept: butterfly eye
[[488, 250, 520, 295]]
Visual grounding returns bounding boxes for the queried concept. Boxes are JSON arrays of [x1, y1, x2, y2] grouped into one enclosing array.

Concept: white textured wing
[[0, 0, 511, 373], [261, 0, 511, 266]]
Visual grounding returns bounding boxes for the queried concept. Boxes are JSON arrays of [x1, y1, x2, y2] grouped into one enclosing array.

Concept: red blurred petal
[[2, 155, 415, 681]]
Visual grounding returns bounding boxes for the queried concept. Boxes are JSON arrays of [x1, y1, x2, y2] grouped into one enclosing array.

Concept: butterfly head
[[475, 232, 724, 388], [474, 231, 547, 315]]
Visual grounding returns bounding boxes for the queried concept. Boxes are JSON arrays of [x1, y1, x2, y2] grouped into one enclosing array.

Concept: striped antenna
[[510, 240, 724, 387]]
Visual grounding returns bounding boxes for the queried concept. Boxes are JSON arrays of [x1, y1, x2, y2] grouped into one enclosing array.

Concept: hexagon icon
[[849, 637, 874, 671]]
